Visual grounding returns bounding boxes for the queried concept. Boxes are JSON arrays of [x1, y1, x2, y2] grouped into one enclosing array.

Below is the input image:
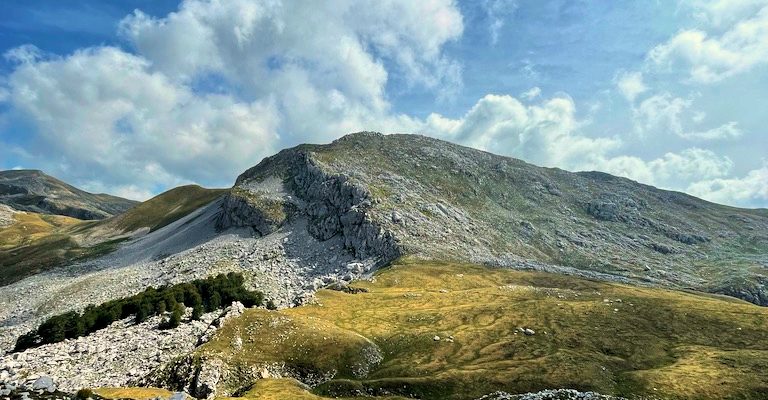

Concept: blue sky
[[0, 0, 766, 207]]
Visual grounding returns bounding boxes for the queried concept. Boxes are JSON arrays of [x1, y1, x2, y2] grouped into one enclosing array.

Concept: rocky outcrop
[[215, 190, 288, 236], [0, 204, 17, 228], [146, 354, 223, 399], [226, 150, 402, 268], [0, 310, 221, 392], [714, 277, 768, 306], [476, 389, 626, 399], [291, 154, 401, 263]]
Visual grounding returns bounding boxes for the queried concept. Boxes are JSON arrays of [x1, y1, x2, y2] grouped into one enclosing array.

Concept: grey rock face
[[225, 150, 402, 268]]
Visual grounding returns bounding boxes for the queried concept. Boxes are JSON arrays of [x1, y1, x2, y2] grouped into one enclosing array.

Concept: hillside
[[0, 170, 138, 220], [0, 184, 226, 286], [145, 260, 768, 399], [227, 132, 768, 305], [2, 132, 768, 400]]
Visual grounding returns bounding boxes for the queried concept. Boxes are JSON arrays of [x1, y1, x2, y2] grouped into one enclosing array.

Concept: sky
[[0, 0, 766, 208]]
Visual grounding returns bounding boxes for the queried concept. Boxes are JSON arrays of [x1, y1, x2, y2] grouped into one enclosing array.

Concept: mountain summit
[[224, 132, 768, 304]]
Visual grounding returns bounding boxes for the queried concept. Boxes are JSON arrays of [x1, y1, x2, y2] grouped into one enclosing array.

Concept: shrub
[[14, 272, 265, 352]]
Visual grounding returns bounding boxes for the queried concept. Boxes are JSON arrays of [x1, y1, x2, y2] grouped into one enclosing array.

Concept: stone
[[169, 392, 186, 400], [523, 329, 535, 336], [433, 336, 441, 341], [31, 376, 54, 391]]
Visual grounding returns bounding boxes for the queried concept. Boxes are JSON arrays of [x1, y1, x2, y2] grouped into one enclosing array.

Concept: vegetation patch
[[14, 273, 267, 352], [201, 259, 768, 400], [108, 185, 226, 233], [93, 387, 179, 400]]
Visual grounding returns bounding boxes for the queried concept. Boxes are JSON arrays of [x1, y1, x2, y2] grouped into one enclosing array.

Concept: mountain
[[0, 170, 138, 220], [0, 184, 227, 286], [224, 132, 768, 304], [1, 132, 767, 399]]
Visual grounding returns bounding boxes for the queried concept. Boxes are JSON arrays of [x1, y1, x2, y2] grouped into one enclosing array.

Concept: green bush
[[75, 388, 93, 400], [14, 272, 272, 352]]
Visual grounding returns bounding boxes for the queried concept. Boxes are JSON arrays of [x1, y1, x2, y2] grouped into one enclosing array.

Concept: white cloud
[[2, 0, 462, 192], [649, 5, 768, 83], [482, 0, 518, 45], [593, 148, 734, 191], [631, 92, 744, 141], [520, 87, 541, 100], [688, 162, 768, 207], [3, 44, 44, 64], [633, 92, 692, 136], [681, 121, 743, 140], [419, 93, 744, 204], [7, 46, 280, 189], [422, 94, 620, 168], [119, 0, 464, 103], [685, 0, 768, 28], [615, 71, 647, 102]]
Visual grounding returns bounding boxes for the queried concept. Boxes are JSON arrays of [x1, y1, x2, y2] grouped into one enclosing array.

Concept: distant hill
[[0, 170, 138, 220], [0, 183, 226, 286]]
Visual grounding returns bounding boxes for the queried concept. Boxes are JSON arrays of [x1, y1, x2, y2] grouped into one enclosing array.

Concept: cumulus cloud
[[633, 92, 692, 136], [688, 162, 768, 207], [418, 93, 752, 205], [119, 0, 464, 102], [649, 4, 768, 83], [6, 46, 280, 190], [629, 92, 743, 141], [615, 71, 647, 102], [2, 0, 462, 192], [422, 94, 620, 168], [591, 148, 735, 192]]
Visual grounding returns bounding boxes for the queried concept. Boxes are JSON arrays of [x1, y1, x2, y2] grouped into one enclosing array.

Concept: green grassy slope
[[197, 260, 768, 400], [0, 185, 226, 286], [103, 185, 227, 233]]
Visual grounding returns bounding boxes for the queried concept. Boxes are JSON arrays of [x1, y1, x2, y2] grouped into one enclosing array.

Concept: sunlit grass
[[201, 259, 768, 399]]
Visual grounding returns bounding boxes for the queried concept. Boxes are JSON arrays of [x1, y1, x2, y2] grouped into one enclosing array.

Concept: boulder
[[31, 376, 54, 392]]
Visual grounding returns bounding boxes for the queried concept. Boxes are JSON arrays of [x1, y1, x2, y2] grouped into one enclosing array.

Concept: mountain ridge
[[224, 132, 768, 304], [0, 169, 138, 220]]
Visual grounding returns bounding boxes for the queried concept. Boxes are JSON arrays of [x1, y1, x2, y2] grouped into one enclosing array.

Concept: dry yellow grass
[[201, 259, 768, 400], [94, 387, 179, 400], [0, 212, 81, 249]]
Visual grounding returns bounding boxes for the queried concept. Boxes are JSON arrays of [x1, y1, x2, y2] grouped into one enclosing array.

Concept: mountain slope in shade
[[0, 170, 138, 220]]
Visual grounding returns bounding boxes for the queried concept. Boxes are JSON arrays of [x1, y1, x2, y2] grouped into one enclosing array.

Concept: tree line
[[14, 272, 274, 352]]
